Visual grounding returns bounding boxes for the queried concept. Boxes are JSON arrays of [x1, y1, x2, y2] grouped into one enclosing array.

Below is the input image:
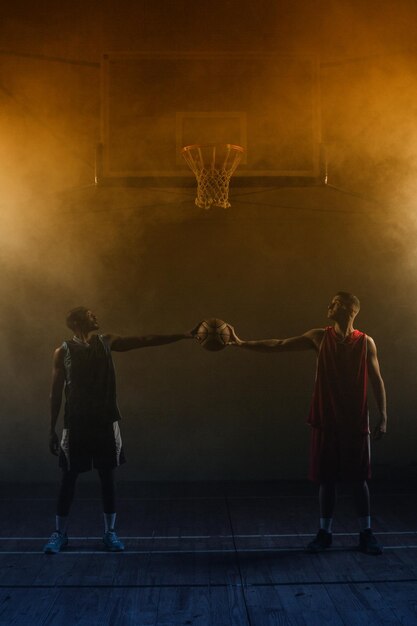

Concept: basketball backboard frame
[[99, 52, 322, 185]]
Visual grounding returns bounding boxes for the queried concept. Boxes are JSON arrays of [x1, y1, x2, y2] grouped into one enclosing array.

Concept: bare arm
[[367, 336, 387, 440], [228, 327, 324, 353], [107, 331, 195, 352], [49, 347, 65, 455]]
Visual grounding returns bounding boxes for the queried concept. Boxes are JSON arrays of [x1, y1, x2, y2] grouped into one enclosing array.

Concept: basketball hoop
[[181, 143, 244, 209]]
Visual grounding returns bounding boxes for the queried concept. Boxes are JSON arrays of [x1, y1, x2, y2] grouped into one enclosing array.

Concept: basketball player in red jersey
[[228, 292, 387, 555]]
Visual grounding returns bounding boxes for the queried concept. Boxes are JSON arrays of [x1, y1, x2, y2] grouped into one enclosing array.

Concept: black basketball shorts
[[59, 421, 126, 473]]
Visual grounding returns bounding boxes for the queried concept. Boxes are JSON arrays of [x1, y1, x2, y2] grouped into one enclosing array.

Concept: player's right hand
[[226, 324, 243, 346], [372, 420, 387, 441], [189, 321, 204, 341], [49, 431, 60, 456]]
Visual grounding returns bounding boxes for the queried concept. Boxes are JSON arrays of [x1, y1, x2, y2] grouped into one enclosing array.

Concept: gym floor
[[0, 480, 416, 625]]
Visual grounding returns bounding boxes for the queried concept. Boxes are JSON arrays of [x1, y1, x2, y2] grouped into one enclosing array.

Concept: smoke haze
[[0, 0, 416, 480]]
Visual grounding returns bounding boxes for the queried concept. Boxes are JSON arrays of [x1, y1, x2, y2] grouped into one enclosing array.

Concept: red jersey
[[307, 326, 369, 434]]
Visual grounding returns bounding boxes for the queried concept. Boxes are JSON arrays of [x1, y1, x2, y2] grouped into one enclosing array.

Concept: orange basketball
[[196, 318, 231, 351]]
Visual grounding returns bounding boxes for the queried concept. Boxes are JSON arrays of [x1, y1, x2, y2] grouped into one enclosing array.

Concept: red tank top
[[307, 326, 369, 433]]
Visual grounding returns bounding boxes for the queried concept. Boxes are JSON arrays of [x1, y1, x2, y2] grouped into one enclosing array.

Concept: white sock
[[320, 517, 333, 533], [55, 515, 68, 534], [358, 516, 371, 531], [104, 512, 116, 532]]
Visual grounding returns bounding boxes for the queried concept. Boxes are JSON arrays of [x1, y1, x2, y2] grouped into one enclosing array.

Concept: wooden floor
[[0, 480, 416, 625]]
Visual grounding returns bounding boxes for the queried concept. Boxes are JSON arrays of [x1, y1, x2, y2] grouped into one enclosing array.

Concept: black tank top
[[62, 334, 122, 429]]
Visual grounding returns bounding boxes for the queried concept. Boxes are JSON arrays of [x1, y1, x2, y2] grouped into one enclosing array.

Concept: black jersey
[[62, 334, 122, 429]]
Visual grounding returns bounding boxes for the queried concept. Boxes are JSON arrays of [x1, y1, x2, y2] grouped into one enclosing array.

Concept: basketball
[[196, 318, 231, 351]]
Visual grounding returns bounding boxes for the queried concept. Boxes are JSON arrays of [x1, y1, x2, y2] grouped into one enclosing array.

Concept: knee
[[98, 468, 115, 487], [320, 481, 336, 492], [61, 470, 79, 488], [351, 480, 369, 494]]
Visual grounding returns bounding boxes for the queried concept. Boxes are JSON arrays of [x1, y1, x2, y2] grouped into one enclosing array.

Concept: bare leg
[[351, 480, 382, 554], [97, 467, 116, 515], [319, 481, 337, 519], [98, 467, 124, 551], [352, 480, 370, 518], [43, 470, 78, 552], [57, 469, 79, 518], [306, 481, 336, 552]]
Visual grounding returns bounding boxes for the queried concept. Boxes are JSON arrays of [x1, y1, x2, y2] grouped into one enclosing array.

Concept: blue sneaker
[[306, 529, 332, 553], [43, 531, 68, 554], [103, 530, 125, 552], [359, 529, 383, 555]]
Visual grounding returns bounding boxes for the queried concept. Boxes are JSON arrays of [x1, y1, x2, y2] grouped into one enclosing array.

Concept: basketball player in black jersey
[[44, 307, 196, 554]]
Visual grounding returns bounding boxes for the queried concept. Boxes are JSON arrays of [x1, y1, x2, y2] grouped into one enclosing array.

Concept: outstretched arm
[[49, 347, 65, 456], [107, 329, 196, 352], [228, 327, 324, 353], [367, 336, 387, 440]]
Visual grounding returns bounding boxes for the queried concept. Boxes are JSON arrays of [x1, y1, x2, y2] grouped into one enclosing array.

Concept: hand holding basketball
[[196, 318, 231, 351], [49, 431, 60, 456], [226, 324, 243, 346], [187, 321, 204, 339]]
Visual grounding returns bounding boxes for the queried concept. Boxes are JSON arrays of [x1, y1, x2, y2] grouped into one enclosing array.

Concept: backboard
[[100, 52, 321, 183]]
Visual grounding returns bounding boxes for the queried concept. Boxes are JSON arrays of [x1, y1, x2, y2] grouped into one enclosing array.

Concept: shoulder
[[53, 345, 65, 367], [304, 327, 326, 338], [304, 327, 326, 339], [90, 334, 109, 348], [303, 328, 326, 350], [366, 334, 377, 353], [100, 333, 120, 348], [54, 343, 67, 354]]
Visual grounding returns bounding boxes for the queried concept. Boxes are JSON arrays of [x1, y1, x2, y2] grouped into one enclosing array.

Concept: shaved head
[[334, 291, 360, 313]]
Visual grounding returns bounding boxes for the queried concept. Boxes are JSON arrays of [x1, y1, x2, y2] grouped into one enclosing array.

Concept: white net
[[181, 144, 244, 209]]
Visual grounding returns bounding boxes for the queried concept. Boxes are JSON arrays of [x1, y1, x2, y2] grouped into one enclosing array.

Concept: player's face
[[327, 296, 350, 321], [83, 310, 99, 331]]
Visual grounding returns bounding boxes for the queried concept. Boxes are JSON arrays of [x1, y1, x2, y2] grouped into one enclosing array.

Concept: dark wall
[[0, 185, 414, 480], [0, 1, 416, 480]]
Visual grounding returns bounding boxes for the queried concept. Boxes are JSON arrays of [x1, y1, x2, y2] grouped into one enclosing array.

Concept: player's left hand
[[186, 321, 203, 340], [226, 324, 243, 346], [372, 421, 387, 441], [49, 431, 60, 456]]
